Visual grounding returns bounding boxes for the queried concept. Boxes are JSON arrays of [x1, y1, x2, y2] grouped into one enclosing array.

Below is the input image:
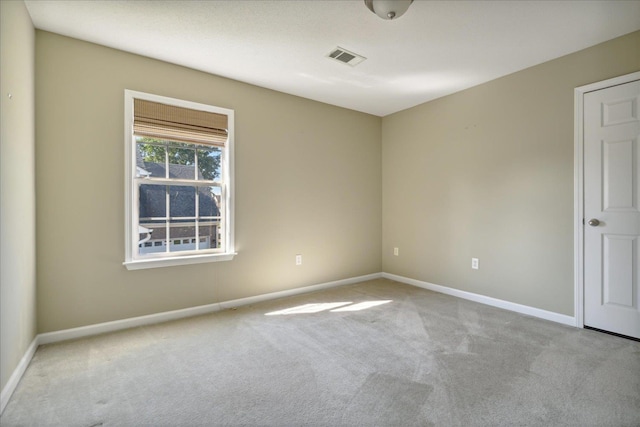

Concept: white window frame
[[123, 90, 236, 270]]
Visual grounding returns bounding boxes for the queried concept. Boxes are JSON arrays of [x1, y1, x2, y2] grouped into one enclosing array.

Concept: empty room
[[1, 0, 639, 425]]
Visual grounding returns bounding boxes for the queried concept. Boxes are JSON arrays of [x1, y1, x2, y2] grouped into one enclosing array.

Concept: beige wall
[[382, 31, 640, 316], [0, 1, 37, 392], [35, 32, 382, 333]]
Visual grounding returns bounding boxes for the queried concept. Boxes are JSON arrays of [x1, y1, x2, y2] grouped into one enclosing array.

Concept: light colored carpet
[[2, 278, 639, 426]]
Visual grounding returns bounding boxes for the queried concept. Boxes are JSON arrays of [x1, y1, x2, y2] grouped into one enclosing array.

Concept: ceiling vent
[[327, 47, 366, 67]]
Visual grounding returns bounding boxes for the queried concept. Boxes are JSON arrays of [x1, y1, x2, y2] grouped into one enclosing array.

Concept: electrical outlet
[[393, 247, 399, 256], [296, 254, 302, 266], [471, 258, 479, 269]]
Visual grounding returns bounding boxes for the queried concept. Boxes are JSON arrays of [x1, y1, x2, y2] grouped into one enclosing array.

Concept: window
[[123, 90, 235, 270]]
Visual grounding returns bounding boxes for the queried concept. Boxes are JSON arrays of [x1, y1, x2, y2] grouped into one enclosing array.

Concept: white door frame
[[573, 71, 640, 328]]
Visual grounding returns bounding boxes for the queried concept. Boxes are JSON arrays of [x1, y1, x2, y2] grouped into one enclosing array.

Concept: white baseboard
[[39, 272, 383, 345], [219, 272, 383, 310], [37, 301, 224, 345], [0, 337, 38, 415], [383, 272, 576, 327]]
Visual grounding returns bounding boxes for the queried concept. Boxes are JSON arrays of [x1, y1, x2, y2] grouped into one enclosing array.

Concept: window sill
[[123, 252, 236, 270]]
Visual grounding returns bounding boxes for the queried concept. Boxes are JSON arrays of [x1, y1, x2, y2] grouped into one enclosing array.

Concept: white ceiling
[[24, 0, 640, 116]]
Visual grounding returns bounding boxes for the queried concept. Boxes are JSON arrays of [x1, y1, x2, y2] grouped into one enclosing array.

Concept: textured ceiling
[[24, 0, 640, 116]]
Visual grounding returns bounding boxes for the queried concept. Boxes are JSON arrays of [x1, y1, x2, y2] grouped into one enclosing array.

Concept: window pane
[[168, 145, 196, 180], [198, 186, 220, 217], [168, 224, 197, 253], [197, 146, 222, 181], [138, 220, 166, 255], [199, 223, 220, 249], [139, 184, 166, 218], [169, 186, 196, 218], [137, 140, 166, 178]]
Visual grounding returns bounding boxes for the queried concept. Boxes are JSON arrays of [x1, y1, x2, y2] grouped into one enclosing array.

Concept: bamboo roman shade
[[133, 99, 228, 147]]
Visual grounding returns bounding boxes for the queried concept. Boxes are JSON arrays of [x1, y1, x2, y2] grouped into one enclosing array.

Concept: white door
[[584, 79, 640, 339]]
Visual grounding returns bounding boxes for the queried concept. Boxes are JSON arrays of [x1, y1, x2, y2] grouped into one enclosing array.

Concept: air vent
[[326, 47, 366, 67]]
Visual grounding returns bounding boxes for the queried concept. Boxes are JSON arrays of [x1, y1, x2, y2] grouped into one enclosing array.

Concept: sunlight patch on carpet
[[265, 300, 392, 316], [331, 300, 392, 312]]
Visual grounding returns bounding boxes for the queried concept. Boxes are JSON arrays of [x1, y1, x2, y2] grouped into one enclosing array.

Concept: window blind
[[133, 99, 228, 147]]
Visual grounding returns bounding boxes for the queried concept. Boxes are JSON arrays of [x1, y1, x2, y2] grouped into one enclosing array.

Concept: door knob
[[588, 218, 600, 226]]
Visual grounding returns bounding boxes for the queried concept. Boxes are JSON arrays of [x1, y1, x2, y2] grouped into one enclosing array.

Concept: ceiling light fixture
[[364, 0, 413, 20]]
